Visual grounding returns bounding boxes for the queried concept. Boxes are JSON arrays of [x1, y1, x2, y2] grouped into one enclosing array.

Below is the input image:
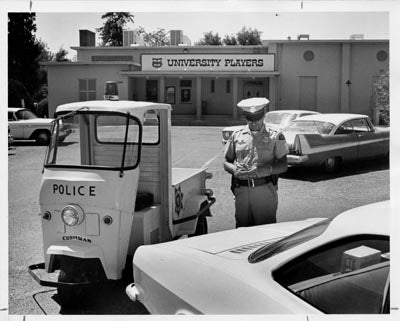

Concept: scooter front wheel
[[56, 259, 87, 307], [55, 255, 106, 307]]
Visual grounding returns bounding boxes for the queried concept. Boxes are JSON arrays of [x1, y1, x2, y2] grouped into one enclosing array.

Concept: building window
[[79, 79, 96, 101], [376, 50, 388, 62], [92, 55, 133, 62], [211, 79, 215, 93], [180, 80, 192, 87], [303, 50, 315, 62], [180, 79, 192, 103], [146, 80, 158, 102], [226, 80, 231, 93], [165, 86, 175, 104], [181, 89, 191, 103]]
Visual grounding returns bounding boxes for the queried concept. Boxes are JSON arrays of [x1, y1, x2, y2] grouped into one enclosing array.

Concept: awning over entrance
[[120, 71, 280, 77]]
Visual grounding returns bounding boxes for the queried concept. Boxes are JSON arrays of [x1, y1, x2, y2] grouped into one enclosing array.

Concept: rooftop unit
[[123, 30, 144, 46], [79, 30, 96, 47], [170, 30, 184, 46], [297, 34, 310, 40], [350, 34, 364, 40]]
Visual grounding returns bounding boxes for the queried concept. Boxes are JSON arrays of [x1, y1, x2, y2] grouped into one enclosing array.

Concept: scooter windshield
[[44, 111, 142, 171]]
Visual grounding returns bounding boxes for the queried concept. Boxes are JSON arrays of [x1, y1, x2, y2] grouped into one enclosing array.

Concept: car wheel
[[35, 130, 50, 145], [323, 157, 339, 173]]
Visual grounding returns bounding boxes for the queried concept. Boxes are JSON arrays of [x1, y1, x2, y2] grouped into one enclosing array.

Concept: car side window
[[8, 112, 15, 121], [273, 236, 390, 314], [351, 118, 372, 132], [335, 121, 353, 135]]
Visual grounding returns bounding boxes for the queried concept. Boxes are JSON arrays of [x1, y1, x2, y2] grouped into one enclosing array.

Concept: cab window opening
[[44, 111, 142, 170]]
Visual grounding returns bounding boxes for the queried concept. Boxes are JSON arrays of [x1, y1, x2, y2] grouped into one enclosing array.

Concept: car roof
[[267, 109, 320, 115], [324, 201, 390, 237], [293, 113, 368, 126], [56, 100, 171, 115]]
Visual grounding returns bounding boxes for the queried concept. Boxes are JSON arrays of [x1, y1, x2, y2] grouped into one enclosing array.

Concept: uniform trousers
[[233, 182, 278, 228]]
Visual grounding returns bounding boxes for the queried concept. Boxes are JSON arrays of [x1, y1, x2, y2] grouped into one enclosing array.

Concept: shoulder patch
[[267, 128, 280, 139], [278, 132, 286, 140]]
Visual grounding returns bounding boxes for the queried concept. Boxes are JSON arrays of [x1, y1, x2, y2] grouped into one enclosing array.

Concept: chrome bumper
[[126, 283, 140, 302], [287, 154, 309, 165]]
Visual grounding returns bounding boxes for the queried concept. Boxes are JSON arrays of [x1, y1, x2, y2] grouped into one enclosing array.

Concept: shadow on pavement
[[59, 282, 149, 314], [281, 157, 389, 183], [32, 281, 149, 315]]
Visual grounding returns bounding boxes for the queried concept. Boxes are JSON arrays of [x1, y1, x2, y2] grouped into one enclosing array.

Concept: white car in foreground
[[127, 201, 390, 314], [221, 109, 320, 143]]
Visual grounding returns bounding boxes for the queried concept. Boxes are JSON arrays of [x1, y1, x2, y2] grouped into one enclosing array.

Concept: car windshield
[[284, 120, 334, 135], [264, 112, 296, 126], [45, 111, 142, 170], [15, 109, 38, 120], [248, 218, 332, 263]]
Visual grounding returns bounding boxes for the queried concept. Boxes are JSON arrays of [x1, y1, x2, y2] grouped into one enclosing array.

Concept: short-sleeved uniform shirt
[[224, 124, 289, 178]]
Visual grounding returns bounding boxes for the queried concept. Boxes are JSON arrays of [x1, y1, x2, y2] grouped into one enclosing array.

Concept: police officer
[[224, 97, 289, 228]]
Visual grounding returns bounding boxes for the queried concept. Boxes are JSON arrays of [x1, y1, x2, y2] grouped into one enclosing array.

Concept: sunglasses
[[244, 112, 265, 122]]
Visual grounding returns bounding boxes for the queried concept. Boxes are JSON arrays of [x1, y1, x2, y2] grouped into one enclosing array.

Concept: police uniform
[[224, 98, 289, 227]]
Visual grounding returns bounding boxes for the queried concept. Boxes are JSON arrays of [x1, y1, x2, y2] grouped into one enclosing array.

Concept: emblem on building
[[174, 186, 184, 215], [152, 57, 163, 68]]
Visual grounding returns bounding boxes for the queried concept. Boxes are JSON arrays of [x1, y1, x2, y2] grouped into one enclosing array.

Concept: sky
[[35, 11, 389, 59]]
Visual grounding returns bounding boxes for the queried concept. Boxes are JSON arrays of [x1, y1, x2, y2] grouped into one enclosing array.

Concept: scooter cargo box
[[340, 245, 381, 273]]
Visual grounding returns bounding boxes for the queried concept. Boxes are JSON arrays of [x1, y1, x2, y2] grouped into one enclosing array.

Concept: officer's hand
[[233, 168, 249, 180], [246, 167, 259, 178]]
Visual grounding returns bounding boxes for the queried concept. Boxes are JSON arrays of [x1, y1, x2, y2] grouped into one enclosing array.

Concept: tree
[[97, 12, 134, 46], [36, 38, 54, 62], [8, 13, 41, 101], [137, 27, 169, 46], [223, 34, 238, 46], [196, 31, 222, 45], [372, 70, 390, 125], [34, 39, 52, 102], [236, 26, 262, 45], [8, 13, 69, 112], [8, 79, 35, 109], [55, 47, 69, 61]]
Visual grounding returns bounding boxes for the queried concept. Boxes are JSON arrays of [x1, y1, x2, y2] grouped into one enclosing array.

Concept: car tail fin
[[293, 135, 302, 155]]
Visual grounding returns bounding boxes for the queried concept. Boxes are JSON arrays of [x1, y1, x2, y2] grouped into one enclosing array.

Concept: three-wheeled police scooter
[[28, 85, 215, 306]]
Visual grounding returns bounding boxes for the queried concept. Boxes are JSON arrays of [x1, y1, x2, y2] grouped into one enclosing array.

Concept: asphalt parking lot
[[8, 126, 390, 314]]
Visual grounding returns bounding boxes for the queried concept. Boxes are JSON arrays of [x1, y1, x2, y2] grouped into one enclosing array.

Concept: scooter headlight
[[61, 204, 85, 226]]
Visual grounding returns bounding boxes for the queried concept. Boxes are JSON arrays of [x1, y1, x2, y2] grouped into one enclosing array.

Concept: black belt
[[233, 176, 273, 188]]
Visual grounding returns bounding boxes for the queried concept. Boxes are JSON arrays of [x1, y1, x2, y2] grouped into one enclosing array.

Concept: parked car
[[8, 125, 13, 148], [221, 110, 320, 143], [282, 113, 390, 172], [126, 201, 390, 314], [8, 107, 72, 145]]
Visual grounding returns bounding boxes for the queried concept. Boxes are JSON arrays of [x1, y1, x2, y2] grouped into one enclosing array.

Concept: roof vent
[[350, 34, 364, 40], [228, 239, 278, 254], [297, 34, 310, 40]]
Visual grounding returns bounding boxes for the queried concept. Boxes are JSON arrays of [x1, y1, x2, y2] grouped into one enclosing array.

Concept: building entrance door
[[243, 81, 265, 99], [146, 80, 158, 102]]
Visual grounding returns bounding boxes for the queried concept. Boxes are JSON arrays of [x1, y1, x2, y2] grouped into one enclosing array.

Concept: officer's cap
[[237, 97, 270, 121]]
